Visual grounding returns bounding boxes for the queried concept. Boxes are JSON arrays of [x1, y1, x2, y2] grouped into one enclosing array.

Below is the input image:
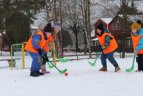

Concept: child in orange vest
[[131, 22, 143, 72], [96, 23, 120, 72], [25, 22, 61, 77]]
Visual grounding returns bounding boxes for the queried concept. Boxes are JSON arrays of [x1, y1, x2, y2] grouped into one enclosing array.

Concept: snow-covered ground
[[0, 53, 143, 96]]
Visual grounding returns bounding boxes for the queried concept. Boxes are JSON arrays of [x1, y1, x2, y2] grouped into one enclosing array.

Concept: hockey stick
[[88, 52, 101, 66], [126, 55, 136, 72], [47, 61, 54, 68], [51, 48, 69, 63], [48, 61, 67, 74]]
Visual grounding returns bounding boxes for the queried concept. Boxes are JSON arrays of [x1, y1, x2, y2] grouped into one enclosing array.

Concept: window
[[112, 19, 121, 30]]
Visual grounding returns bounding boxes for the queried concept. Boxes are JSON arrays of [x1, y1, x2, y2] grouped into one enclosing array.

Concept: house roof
[[30, 25, 38, 29], [99, 18, 113, 24]]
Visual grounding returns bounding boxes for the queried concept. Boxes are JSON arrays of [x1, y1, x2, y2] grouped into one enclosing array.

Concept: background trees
[[0, 0, 143, 58], [0, 0, 46, 44]]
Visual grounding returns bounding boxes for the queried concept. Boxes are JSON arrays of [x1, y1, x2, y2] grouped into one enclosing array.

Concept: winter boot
[[135, 70, 143, 72], [37, 71, 44, 75], [41, 70, 50, 74], [30, 72, 40, 77], [41, 65, 50, 74], [115, 66, 121, 72], [99, 67, 107, 72]]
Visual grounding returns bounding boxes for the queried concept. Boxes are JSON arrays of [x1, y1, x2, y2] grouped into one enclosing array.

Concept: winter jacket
[[25, 31, 54, 53], [104, 28, 110, 33], [97, 32, 118, 54], [131, 28, 143, 54]]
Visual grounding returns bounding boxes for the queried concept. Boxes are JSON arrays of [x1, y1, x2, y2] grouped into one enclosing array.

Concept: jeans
[[28, 52, 42, 72], [101, 52, 118, 67]]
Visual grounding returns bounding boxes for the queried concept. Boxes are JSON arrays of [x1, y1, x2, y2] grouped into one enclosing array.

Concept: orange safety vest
[[25, 31, 54, 53], [47, 35, 55, 43], [131, 33, 143, 54], [97, 32, 118, 54]]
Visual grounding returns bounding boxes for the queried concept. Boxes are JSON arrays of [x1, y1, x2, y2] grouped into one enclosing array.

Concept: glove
[[97, 45, 103, 52], [101, 46, 106, 49], [37, 49, 46, 55], [41, 53, 49, 61], [37, 48, 49, 61], [37, 48, 42, 55]]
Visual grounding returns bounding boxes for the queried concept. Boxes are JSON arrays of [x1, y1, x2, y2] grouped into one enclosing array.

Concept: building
[[0, 32, 10, 51], [94, 18, 113, 31], [92, 15, 143, 52]]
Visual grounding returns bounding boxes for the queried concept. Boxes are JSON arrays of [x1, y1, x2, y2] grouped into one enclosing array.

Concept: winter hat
[[44, 23, 53, 33], [137, 20, 142, 25], [131, 22, 141, 30], [96, 23, 104, 31], [53, 21, 61, 30]]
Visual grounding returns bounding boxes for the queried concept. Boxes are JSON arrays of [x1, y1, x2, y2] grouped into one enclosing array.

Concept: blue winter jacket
[[134, 28, 143, 53], [32, 34, 42, 50], [31, 33, 47, 54]]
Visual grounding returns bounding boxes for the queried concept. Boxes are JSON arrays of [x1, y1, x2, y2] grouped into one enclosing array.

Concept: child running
[[96, 23, 120, 72]]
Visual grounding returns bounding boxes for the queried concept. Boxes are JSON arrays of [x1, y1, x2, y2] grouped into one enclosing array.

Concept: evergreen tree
[[0, 0, 47, 44], [61, 30, 73, 48], [118, 0, 142, 15]]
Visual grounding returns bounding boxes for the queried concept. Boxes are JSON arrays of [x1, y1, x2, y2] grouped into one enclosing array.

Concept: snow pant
[[28, 51, 42, 72], [136, 54, 143, 71], [41, 59, 47, 72], [101, 51, 119, 67]]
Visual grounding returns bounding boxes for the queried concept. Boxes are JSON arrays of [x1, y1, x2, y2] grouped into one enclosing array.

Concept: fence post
[[21, 43, 25, 69]]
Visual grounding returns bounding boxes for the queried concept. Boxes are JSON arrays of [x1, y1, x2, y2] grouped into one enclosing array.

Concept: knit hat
[[53, 21, 61, 30], [137, 20, 142, 25], [131, 22, 141, 30], [44, 23, 53, 33], [96, 23, 104, 31]]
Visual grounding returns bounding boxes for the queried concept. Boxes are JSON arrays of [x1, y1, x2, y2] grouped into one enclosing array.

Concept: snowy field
[[0, 54, 143, 96]]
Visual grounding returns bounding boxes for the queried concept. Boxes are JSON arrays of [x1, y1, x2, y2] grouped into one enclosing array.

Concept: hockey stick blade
[[126, 66, 134, 72], [51, 48, 69, 63], [88, 58, 98, 66], [59, 58, 69, 63], [49, 61, 67, 74], [125, 55, 135, 72], [88, 61, 96, 66]]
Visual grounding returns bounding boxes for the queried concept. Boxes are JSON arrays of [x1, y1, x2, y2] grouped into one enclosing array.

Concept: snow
[[0, 54, 143, 96], [30, 25, 38, 29], [91, 29, 95, 37], [91, 38, 98, 41], [100, 18, 113, 24]]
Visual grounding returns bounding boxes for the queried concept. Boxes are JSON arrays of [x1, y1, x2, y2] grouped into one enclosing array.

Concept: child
[[25, 22, 61, 77], [96, 23, 120, 72], [131, 22, 143, 72]]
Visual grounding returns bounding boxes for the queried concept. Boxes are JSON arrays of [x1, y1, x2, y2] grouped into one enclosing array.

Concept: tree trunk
[[87, 0, 92, 58]]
